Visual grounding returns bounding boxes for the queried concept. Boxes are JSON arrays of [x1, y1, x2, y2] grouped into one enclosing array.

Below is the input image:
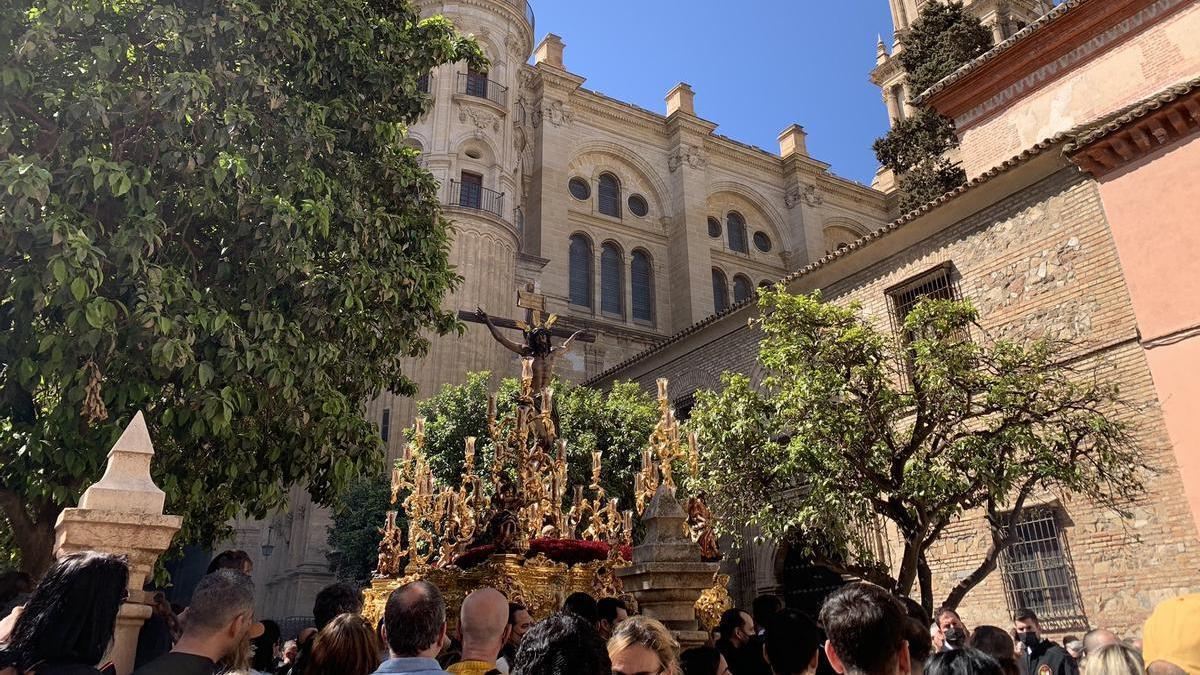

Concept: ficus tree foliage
[[688, 287, 1146, 612], [410, 372, 660, 520], [0, 0, 484, 575], [873, 1, 993, 213]]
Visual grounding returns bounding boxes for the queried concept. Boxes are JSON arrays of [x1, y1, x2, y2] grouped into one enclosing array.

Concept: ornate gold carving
[[694, 573, 733, 633]]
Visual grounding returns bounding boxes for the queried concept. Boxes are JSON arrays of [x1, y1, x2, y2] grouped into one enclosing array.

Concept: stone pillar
[[55, 412, 182, 675], [617, 487, 718, 650]]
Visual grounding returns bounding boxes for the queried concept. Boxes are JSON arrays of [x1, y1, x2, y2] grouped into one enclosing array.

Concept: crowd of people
[[0, 549, 1196, 675]]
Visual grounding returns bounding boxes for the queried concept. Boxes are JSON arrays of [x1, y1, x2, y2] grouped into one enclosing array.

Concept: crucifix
[[459, 282, 595, 394]]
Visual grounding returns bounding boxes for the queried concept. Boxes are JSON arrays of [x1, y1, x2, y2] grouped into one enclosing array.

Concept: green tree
[[873, 1, 993, 212], [411, 373, 660, 520], [688, 287, 1145, 612], [0, 0, 483, 575], [328, 473, 394, 587]]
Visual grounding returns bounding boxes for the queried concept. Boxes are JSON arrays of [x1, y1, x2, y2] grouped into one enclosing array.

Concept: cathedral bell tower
[[870, 0, 1053, 190], [365, 0, 538, 451]]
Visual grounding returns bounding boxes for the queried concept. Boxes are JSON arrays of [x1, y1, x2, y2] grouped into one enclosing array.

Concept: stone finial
[[778, 124, 809, 158], [666, 83, 696, 117], [77, 411, 167, 514], [876, 34, 889, 64], [534, 34, 565, 68]]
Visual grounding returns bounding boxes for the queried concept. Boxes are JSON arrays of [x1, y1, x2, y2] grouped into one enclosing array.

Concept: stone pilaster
[[55, 412, 181, 675], [664, 86, 718, 330]]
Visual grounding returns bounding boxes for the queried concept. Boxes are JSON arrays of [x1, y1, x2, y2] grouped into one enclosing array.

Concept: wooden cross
[[458, 282, 596, 343]]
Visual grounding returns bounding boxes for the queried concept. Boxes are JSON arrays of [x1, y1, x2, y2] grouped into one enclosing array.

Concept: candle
[[592, 450, 602, 477], [556, 439, 567, 464], [574, 485, 584, 506], [657, 378, 669, 401], [624, 510, 633, 534], [465, 437, 476, 468], [487, 394, 497, 421], [391, 467, 402, 492], [402, 443, 412, 463], [521, 358, 534, 382], [542, 388, 554, 411]]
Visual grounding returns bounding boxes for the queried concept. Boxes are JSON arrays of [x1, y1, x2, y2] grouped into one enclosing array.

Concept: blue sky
[[527, 1, 897, 186]]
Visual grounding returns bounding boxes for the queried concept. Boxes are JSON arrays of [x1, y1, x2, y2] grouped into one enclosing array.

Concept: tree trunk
[[0, 489, 59, 578], [896, 539, 920, 597], [917, 552, 934, 614], [940, 535, 1007, 610]]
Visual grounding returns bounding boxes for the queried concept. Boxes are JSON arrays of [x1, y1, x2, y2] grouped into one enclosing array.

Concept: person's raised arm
[[476, 307, 526, 355]]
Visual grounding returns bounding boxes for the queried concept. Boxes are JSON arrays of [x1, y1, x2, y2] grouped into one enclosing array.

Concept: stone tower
[[871, 0, 1053, 190], [364, 0, 537, 457]]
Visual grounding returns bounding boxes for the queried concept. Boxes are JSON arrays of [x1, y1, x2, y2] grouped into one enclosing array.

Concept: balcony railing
[[457, 72, 508, 108], [499, 0, 534, 33], [448, 180, 505, 219]]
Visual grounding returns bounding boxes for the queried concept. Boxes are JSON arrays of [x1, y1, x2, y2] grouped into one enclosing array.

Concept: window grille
[[1000, 508, 1088, 632], [569, 235, 593, 308], [712, 269, 730, 314], [727, 212, 749, 253], [888, 264, 956, 325], [631, 250, 653, 323], [598, 173, 621, 217], [600, 243, 624, 316]]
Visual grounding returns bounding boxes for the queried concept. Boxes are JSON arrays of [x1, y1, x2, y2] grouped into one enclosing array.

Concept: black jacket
[[1024, 640, 1079, 675]]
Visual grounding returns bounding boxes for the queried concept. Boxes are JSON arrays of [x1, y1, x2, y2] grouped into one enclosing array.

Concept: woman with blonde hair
[[304, 613, 382, 675], [1083, 643, 1144, 675], [608, 616, 680, 675]]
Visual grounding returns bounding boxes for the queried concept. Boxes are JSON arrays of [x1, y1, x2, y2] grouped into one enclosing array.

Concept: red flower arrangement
[[450, 539, 632, 570]]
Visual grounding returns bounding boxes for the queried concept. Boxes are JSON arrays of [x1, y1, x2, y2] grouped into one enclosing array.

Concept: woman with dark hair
[[250, 619, 282, 675], [925, 647, 1005, 675], [304, 613, 381, 675], [512, 613, 609, 675], [0, 552, 130, 675]]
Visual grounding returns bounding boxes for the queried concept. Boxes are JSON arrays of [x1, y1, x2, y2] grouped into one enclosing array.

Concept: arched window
[[600, 242, 624, 316], [631, 250, 653, 323], [733, 275, 753, 303], [727, 212, 748, 253], [569, 234, 593, 308], [712, 269, 729, 314], [598, 173, 621, 218]]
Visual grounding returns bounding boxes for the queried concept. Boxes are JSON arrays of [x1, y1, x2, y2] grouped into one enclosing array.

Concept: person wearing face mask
[[1015, 609, 1078, 675], [716, 609, 771, 675], [936, 609, 970, 653]]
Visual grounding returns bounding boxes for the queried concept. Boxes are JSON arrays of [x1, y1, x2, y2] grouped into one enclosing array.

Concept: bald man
[[1082, 628, 1119, 670], [448, 588, 511, 675]]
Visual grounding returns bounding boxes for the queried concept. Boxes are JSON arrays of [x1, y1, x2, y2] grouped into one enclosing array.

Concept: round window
[[569, 177, 590, 201], [707, 217, 721, 238], [628, 194, 649, 218], [753, 231, 772, 253]]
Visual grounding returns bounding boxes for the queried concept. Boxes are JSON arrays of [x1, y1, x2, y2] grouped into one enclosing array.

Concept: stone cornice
[[526, 62, 586, 96], [417, 0, 534, 57], [869, 57, 902, 87], [1066, 76, 1200, 177], [925, 0, 1193, 129]]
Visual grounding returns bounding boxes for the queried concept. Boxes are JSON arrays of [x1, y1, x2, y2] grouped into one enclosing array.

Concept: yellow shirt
[[447, 660, 499, 675]]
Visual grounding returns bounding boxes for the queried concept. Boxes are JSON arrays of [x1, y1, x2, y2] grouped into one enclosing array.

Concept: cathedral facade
[[238, 0, 891, 618]]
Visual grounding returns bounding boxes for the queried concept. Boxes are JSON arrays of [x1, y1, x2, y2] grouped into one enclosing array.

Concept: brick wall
[[611, 167, 1200, 635]]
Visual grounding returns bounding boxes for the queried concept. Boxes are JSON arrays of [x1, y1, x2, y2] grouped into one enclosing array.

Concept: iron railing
[[457, 72, 508, 108], [448, 180, 505, 219], [500, 0, 535, 34]]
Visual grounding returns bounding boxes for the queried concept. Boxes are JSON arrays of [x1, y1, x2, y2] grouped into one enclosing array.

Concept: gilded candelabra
[[634, 378, 701, 515]]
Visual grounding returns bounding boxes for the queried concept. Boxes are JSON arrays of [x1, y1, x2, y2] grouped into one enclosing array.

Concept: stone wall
[[599, 167, 1200, 635]]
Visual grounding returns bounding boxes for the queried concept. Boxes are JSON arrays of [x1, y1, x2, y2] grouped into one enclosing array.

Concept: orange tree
[[688, 287, 1145, 612], [0, 0, 482, 575]]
